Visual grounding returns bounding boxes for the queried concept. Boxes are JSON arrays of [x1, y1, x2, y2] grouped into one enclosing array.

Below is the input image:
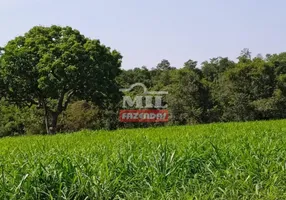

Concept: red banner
[[119, 109, 168, 122]]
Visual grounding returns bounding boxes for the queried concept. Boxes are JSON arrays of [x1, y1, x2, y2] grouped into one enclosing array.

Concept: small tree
[[0, 25, 122, 134]]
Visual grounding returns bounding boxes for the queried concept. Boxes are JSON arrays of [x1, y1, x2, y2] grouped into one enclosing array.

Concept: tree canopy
[[0, 25, 122, 134]]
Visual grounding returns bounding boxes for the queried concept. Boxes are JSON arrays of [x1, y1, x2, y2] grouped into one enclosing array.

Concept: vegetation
[[1, 25, 286, 136], [0, 18, 285, 200], [117, 50, 286, 125], [0, 120, 286, 199], [0, 25, 122, 134]]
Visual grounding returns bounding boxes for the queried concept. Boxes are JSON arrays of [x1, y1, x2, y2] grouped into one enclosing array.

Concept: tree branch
[[62, 90, 74, 111], [51, 69, 61, 82], [57, 90, 66, 113]]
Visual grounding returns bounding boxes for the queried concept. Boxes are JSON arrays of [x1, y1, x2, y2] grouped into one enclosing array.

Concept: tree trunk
[[43, 102, 51, 134], [50, 112, 59, 134]]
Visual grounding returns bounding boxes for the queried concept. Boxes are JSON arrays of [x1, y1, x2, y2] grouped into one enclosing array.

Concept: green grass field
[[1, 120, 286, 199]]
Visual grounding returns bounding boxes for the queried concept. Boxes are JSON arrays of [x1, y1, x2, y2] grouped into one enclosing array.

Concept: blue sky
[[1, 0, 285, 69]]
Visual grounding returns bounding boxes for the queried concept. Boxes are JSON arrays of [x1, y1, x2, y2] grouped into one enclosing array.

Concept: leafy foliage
[[0, 25, 122, 134]]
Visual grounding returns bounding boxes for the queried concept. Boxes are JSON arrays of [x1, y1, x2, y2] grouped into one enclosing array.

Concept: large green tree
[[216, 57, 276, 121], [0, 25, 122, 134], [165, 67, 209, 125]]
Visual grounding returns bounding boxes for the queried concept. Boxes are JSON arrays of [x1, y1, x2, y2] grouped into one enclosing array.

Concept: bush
[[0, 100, 25, 137], [58, 101, 103, 132]]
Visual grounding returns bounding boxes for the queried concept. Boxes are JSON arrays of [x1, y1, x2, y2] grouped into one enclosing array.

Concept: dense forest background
[[1, 26, 286, 137]]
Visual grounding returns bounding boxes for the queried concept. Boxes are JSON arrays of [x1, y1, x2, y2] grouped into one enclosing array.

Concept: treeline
[[118, 49, 286, 125], [2, 49, 286, 137], [1, 26, 286, 137]]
